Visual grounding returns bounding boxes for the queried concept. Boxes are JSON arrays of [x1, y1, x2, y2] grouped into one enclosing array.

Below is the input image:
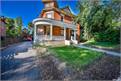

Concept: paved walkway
[[76, 44, 121, 57], [1, 42, 41, 80]]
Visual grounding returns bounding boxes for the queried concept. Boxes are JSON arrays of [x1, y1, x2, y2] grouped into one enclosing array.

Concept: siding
[[54, 11, 61, 21], [64, 16, 72, 24]]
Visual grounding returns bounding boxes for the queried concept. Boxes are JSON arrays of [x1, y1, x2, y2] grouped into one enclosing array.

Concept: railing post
[[74, 30, 76, 40], [34, 24, 37, 43], [50, 24, 53, 40], [64, 27, 66, 40]]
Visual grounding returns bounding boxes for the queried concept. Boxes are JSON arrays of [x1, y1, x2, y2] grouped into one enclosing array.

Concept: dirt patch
[[38, 55, 64, 80], [74, 55, 120, 80], [36, 47, 74, 80]]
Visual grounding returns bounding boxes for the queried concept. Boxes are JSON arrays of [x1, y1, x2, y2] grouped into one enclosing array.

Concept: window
[[61, 16, 63, 21], [37, 28, 44, 35], [46, 13, 52, 18], [60, 14, 64, 21], [45, 3, 49, 8], [45, 3, 53, 8]]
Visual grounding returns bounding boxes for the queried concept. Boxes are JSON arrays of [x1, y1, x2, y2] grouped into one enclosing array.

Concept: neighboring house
[[0, 16, 6, 40], [33, 0, 80, 45]]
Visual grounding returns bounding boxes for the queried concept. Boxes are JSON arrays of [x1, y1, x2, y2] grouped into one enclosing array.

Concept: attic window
[[45, 3, 53, 8]]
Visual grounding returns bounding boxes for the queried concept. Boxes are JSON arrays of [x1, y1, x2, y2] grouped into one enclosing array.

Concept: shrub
[[94, 29, 120, 43]]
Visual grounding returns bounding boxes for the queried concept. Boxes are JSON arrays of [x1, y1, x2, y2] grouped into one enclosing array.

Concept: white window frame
[[45, 3, 49, 8], [46, 13, 52, 18], [46, 11, 54, 19]]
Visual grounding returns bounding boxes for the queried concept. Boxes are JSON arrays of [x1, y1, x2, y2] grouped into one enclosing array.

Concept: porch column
[[74, 30, 76, 40], [50, 24, 53, 40], [64, 27, 66, 40], [34, 24, 37, 43]]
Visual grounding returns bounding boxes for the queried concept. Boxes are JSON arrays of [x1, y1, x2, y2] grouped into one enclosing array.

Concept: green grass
[[50, 46, 103, 69], [85, 38, 119, 49]]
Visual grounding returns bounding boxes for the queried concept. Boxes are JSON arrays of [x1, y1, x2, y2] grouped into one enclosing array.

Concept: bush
[[94, 29, 120, 43]]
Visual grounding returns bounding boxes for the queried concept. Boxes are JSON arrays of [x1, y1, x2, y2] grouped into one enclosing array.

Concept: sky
[[1, 0, 79, 27]]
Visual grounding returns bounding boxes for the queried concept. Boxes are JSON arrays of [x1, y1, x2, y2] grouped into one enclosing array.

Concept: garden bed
[[76, 55, 120, 80]]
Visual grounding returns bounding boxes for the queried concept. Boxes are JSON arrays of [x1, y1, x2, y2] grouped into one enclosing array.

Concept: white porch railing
[[52, 36, 64, 40], [36, 35, 64, 41]]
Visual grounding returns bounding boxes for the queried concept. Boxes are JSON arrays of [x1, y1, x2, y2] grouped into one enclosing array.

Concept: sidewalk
[[76, 44, 121, 57]]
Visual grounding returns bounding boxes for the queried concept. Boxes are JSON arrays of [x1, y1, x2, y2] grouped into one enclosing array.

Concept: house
[[0, 16, 6, 40], [32, 0, 80, 45]]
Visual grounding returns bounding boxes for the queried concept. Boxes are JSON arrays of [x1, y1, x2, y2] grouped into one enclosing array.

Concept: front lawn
[[50, 46, 103, 69]]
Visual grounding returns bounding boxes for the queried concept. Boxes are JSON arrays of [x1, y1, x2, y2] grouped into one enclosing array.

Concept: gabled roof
[[60, 6, 72, 14]]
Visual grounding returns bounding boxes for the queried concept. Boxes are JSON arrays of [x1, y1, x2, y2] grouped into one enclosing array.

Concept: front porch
[[33, 18, 78, 45]]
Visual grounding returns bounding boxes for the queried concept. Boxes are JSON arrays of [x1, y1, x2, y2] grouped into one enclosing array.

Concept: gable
[[61, 6, 72, 14]]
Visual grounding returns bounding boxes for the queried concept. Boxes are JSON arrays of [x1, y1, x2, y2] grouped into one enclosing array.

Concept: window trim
[[46, 11, 54, 19]]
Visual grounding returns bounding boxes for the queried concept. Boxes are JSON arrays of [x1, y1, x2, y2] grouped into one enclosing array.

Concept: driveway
[[1, 41, 40, 80]]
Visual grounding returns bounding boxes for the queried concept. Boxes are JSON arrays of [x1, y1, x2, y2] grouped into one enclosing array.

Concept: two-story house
[[32, 0, 80, 45]]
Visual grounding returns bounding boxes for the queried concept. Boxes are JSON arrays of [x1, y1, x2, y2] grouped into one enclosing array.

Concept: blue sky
[[1, 0, 79, 27]]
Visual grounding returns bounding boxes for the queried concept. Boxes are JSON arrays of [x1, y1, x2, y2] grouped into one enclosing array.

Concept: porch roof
[[32, 18, 77, 30]]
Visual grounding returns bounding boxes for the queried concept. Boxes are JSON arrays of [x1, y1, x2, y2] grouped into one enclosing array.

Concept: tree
[[75, 0, 100, 40], [22, 28, 29, 39], [75, 0, 121, 43], [14, 17, 23, 36], [5, 17, 15, 37], [28, 22, 34, 36], [28, 22, 33, 29]]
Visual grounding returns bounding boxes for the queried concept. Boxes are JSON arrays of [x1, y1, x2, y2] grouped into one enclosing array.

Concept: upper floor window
[[61, 16, 63, 21], [46, 13, 52, 19], [60, 14, 64, 21], [45, 3, 53, 8]]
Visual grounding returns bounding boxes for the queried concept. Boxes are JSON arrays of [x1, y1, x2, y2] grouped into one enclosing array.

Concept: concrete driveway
[[1, 41, 41, 80]]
